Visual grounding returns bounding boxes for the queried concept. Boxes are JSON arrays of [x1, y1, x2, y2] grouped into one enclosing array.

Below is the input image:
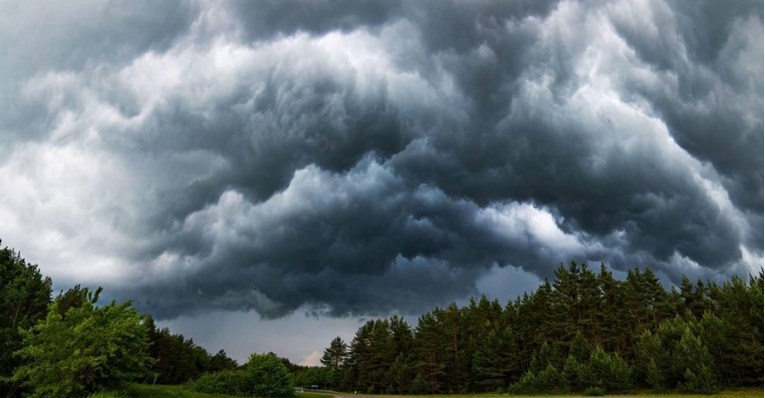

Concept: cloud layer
[[0, 0, 762, 319]]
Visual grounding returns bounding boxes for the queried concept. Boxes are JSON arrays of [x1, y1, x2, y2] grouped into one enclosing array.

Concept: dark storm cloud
[[0, 0, 761, 319]]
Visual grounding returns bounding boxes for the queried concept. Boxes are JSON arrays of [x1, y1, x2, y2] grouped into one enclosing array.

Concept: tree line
[[0, 243, 242, 397], [320, 262, 763, 394], [1, 240, 355, 397]]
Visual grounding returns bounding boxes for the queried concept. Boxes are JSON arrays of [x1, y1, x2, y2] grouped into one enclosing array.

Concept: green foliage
[[506, 364, 562, 394], [584, 386, 605, 396], [506, 371, 535, 394], [190, 370, 252, 396], [294, 366, 332, 389], [323, 264, 763, 394], [145, 318, 236, 385], [0, 245, 52, 397], [12, 287, 152, 398], [387, 354, 415, 393], [645, 358, 664, 391], [410, 373, 428, 394], [320, 337, 347, 372], [535, 364, 563, 390], [568, 332, 591, 363], [704, 274, 763, 386], [530, 342, 562, 373], [635, 329, 667, 389], [673, 327, 717, 393], [562, 355, 583, 390], [680, 365, 717, 394], [580, 345, 632, 392], [247, 353, 294, 397]]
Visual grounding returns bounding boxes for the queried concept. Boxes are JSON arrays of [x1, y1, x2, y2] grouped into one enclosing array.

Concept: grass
[[94, 384, 336, 398], [93, 385, 764, 398]]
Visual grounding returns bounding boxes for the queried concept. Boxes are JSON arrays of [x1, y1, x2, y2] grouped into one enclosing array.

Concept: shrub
[[190, 370, 252, 396], [11, 289, 152, 398], [584, 386, 605, 396], [247, 353, 294, 397]]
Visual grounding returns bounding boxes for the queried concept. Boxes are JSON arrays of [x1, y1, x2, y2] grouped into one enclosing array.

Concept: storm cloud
[[0, 0, 761, 319]]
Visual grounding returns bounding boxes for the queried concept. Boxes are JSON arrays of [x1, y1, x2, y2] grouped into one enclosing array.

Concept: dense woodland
[[320, 263, 763, 394], [1, 241, 763, 396], [0, 244, 244, 397]]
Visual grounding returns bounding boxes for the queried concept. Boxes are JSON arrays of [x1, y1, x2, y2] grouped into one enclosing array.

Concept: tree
[[472, 326, 517, 391], [387, 353, 414, 393], [321, 264, 764, 393], [410, 373, 428, 394], [247, 353, 294, 397], [321, 337, 348, 372], [705, 274, 763, 386], [635, 330, 667, 389], [562, 355, 583, 391], [580, 345, 632, 392], [209, 349, 238, 372], [0, 244, 52, 397], [413, 312, 447, 393], [145, 320, 222, 384], [12, 287, 152, 398], [673, 327, 717, 393], [295, 367, 332, 389]]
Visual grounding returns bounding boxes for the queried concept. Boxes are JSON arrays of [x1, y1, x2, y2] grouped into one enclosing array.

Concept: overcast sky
[[0, 0, 762, 365]]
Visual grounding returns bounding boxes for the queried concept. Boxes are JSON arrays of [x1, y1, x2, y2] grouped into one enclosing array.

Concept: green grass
[[93, 385, 763, 398], [94, 384, 337, 398], [335, 390, 763, 398]]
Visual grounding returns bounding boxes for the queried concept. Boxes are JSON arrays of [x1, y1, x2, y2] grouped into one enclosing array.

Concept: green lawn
[[94, 386, 764, 398]]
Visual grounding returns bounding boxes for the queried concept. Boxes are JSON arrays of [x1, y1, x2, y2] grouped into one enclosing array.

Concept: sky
[[0, 0, 762, 365]]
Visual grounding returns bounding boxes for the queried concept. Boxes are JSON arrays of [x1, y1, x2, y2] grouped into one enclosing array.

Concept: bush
[[584, 386, 605, 396], [190, 370, 252, 396], [11, 288, 152, 398], [247, 353, 294, 397]]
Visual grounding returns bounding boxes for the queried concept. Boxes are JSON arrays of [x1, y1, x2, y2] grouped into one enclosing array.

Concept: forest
[[1, 241, 763, 397], [318, 263, 763, 395]]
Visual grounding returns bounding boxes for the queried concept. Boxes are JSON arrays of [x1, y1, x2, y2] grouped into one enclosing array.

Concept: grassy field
[[95, 385, 335, 397], [334, 391, 764, 398], [95, 385, 764, 398]]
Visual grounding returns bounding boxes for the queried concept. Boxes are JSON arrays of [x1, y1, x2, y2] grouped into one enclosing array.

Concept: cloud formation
[[0, 0, 761, 319]]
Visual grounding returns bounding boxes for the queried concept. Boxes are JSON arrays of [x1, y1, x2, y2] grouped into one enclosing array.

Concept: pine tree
[[581, 345, 632, 392], [410, 373, 428, 394], [673, 327, 716, 393], [645, 358, 664, 391], [321, 337, 348, 372], [562, 355, 583, 391], [635, 329, 667, 389], [414, 312, 447, 393]]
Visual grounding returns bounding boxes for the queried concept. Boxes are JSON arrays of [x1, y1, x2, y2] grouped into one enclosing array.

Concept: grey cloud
[[0, 0, 761, 320]]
